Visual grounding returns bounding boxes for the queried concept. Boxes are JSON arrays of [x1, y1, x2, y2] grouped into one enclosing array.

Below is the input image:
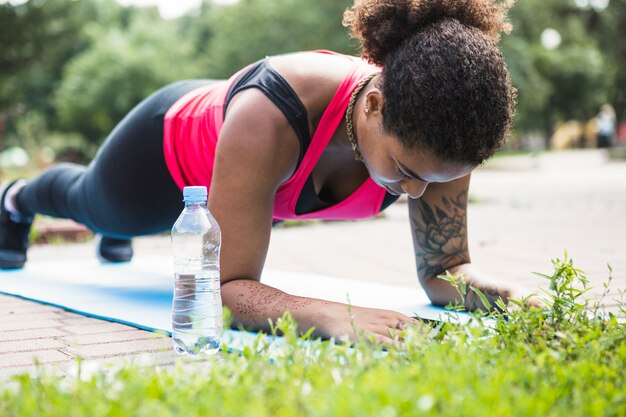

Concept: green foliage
[[53, 10, 201, 151], [0, 0, 624, 159], [0, 0, 124, 123], [600, 0, 626, 120], [1, 255, 624, 416], [199, 0, 356, 78], [502, 0, 615, 133]]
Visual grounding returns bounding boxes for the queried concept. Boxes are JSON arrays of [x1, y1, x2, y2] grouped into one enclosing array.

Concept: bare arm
[[409, 174, 520, 310], [210, 90, 415, 342]]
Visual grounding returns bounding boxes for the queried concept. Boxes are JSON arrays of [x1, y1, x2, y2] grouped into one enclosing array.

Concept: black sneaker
[[96, 235, 133, 263], [0, 181, 33, 270]]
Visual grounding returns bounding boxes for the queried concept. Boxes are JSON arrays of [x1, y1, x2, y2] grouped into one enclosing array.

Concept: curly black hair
[[343, 0, 516, 165]]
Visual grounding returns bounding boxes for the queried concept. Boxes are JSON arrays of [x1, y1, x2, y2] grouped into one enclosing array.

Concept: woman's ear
[[365, 89, 384, 115]]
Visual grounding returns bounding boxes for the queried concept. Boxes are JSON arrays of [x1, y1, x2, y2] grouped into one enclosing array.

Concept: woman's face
[[355, 90, 474, 199]]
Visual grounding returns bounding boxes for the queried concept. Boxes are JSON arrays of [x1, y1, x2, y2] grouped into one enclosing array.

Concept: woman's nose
[[400, 179, 428, 199]]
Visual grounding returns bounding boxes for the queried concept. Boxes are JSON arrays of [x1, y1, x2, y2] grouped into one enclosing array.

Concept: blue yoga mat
[[0, 256, 464, 348]]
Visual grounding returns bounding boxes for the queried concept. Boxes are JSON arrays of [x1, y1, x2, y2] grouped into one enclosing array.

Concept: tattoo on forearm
[[234, 280, 316, 324], [411, 190, 470, 279]]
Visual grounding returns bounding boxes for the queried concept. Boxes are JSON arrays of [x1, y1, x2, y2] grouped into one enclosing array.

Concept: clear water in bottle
[[171, 186, 222, 356], [172, 268, 222, 356]]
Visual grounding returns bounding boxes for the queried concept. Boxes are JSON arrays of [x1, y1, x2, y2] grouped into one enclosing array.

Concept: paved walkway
[[1, 149, 625, 377]]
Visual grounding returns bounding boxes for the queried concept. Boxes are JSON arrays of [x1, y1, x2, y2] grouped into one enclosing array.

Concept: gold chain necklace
[[345, 73, 378, 161]]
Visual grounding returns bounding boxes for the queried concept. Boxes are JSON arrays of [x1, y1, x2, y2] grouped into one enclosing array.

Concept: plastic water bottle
[[171, 186, 222, 356]]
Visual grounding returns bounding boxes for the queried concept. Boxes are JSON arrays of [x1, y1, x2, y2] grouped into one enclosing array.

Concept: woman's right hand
[[222, 279, 420, 345]]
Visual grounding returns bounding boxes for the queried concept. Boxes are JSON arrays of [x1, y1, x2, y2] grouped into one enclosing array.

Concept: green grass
[[1, 253, 625, 417]]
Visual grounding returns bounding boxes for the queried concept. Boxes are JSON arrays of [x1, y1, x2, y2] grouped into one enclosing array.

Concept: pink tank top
[[163, 51, 388, 221]]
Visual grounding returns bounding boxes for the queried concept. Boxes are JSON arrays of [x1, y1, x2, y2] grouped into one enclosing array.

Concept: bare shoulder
[[209, 52, 358, 283], [217, 51, 357, 185], [219, 87, 300, 186], [268, 52, 357, 121]]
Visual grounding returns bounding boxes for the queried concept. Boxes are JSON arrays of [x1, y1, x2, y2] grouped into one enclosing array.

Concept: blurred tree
[[197, 0, 356, 78], [0, 0, 126, 136], [594, 0, 626, 120], [53, 8, 201, 157], [502, 0, 612, 140], [1, 0, 623, 160], [177, 0, 216, 64]]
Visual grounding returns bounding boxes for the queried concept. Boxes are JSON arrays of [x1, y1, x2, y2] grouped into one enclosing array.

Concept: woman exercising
[[0, 0, 527, 343]]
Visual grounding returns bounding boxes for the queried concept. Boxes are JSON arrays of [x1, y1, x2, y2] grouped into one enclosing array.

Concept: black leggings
[[16, 80, 216, 239]]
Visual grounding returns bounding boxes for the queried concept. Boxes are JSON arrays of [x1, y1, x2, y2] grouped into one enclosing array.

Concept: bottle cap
[[183, 186, 207, 203]]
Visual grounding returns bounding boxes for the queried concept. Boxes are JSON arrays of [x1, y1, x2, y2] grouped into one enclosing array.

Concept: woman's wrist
[[422, 263, 519, 311], [221, 278, 336, 335]]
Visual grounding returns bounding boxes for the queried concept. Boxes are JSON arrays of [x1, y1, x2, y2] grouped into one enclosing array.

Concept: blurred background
[[0, 0, 624, 307], [0, 0, 624, 172], [1, 0, 625, 244], [0, 1, 624, 366]]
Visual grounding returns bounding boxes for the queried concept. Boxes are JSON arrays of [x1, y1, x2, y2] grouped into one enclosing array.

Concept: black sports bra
[[224, 58, 399, 214]]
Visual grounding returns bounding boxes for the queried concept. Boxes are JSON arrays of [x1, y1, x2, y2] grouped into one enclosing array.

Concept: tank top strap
[[276, 60, 378, 194]]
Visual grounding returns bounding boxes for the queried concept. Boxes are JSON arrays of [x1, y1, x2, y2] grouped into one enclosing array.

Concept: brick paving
[[1, 149, 624, 377], [0, 293, 174, 379]]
